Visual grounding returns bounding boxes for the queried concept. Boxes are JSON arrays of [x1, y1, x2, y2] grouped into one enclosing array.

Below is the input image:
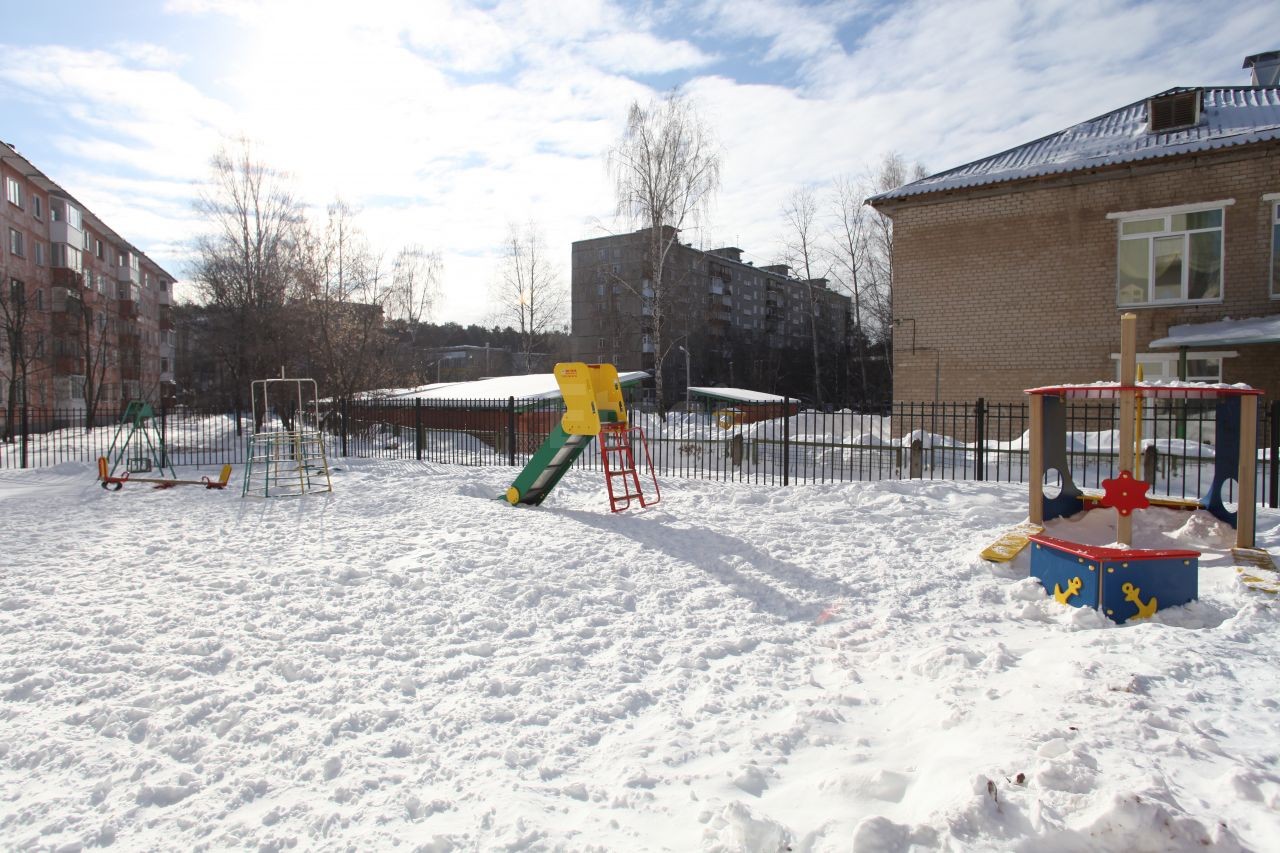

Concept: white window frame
[[1109, 200, 1230, 307], [1111, 350, 1234, 383], [9, 228, 23, 257], [1268, 193, 1280, 299], [32, 195, 42, 220], [5, 176, 20, 207]]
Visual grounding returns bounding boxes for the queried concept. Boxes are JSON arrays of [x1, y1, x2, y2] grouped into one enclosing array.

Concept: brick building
[[1, 141, 176, 425], [571, 227, 851, 403], [869, 56, 1280, 404]]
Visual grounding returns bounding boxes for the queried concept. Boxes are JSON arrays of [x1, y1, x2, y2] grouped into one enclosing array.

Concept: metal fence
[[2, 394, 1277, 507]]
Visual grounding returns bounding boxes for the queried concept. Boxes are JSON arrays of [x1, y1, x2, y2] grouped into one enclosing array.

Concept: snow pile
[[0, 461, 1277, 850]]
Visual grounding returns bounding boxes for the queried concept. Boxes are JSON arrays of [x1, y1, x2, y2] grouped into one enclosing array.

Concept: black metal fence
[[2, 395, 1277, 508]]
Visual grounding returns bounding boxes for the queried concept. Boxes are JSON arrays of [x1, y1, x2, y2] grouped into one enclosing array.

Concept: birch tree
[[607, 90, 720, 408], [782, 186, 827, 406], [491, 221, 565, 373], [830, 175, 875, 402]]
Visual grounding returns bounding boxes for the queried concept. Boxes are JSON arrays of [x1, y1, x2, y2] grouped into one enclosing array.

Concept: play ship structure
[[982, 314, 1276, 621]]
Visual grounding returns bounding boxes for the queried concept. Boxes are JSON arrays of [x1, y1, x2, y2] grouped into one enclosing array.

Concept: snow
[[2, 460, 1279, 851], [1149, 315, 1280, 349], [365, 371, 650, 403], [872, 87, 1280, 203], [688, 387, 798, 404]]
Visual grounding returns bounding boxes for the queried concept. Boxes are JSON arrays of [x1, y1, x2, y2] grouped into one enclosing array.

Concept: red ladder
[[599, 424, 661, 512]]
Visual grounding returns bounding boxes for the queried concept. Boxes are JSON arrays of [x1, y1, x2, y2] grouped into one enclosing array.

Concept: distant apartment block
[[2, 141, 176, 421], [570, 228, 850, 401]]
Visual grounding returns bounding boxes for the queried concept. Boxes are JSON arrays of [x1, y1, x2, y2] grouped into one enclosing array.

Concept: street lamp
[[677, 344, 691, 412]]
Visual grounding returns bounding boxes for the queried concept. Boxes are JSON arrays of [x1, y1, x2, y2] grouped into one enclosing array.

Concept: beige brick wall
[[886, 146, 1280, 404]]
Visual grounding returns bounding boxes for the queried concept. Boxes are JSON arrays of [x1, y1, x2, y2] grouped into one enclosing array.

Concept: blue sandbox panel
[[1029, 542, 1100, 609], [1100, 558, 1198, 624]]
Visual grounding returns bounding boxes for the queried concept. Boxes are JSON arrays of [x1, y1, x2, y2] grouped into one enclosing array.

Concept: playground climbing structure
[[242, 377, 333, 498]]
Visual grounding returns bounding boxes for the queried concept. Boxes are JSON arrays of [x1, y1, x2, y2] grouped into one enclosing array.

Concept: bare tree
[[866, 152, 927, 333], [781, 187, 829, 406], [607, 90, 720, 408], [297, 200, 394, 399], [73, 298, 114, 431], [830, 175, 877, 401], [190, 138, 304, 409], [388, 243, 442, 326], [491, 221, 565, 373], [0, 279, 33, 441]]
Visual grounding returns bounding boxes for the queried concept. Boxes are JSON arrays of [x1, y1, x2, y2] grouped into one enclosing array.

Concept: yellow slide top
[[555, 362, 627, 436]]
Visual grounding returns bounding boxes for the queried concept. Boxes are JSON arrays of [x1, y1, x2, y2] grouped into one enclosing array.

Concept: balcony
[[117, 332, 141, 350], [116, 264, 141, 285], [49, 221, 83, 249], [159, 305, 173, 331], [118, 300, 139, 320], [51, 287, 83, 313], [54, 354, 83, 376]]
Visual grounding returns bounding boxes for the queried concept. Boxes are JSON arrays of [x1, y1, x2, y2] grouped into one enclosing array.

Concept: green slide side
[[505, 424, 594, 506]]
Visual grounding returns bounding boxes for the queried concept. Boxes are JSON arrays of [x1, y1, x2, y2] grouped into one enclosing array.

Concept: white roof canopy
[[1149, 315, 1280, 349]]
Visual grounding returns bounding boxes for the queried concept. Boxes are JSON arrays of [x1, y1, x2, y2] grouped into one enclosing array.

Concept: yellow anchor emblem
[[1121, 582, 1157, 620], [1053, 576, 1082, 605]]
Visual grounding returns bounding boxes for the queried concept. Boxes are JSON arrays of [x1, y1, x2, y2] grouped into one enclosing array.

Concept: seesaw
[[98, 456, 232, 491]]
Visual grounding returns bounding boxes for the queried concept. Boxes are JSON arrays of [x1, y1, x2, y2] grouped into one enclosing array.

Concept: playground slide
[[505, 425, 595, 506], [505, 362, 627, 507]]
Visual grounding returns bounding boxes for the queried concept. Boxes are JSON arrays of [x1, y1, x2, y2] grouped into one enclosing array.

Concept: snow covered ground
[[1, 460, 1278, 851]]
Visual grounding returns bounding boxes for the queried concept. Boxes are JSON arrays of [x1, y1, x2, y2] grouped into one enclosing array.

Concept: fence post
[[1269, 399, 1279, 509], [341, 397, 349, 458], [507, 396, 517, 466], [159, 399, 168, 468], [20, 392, 29, 469], [414, 398, 423, 461], [1143, 444, 1158, 486], [783, 405, 790, 486], [910, 438, 923, 478], [974, 397, 986, 481]]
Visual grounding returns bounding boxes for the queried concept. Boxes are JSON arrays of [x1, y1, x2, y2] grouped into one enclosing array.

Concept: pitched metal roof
[[869, 87, 1280, 205]]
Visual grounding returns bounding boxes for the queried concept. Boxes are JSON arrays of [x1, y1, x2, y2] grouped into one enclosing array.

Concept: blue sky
[[1, 0, 1275, 322]]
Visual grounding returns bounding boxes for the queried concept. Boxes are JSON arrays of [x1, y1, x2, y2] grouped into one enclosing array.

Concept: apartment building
[[869, 53, 1280, 404], [570, 227, 850, 402], [1, 141, 176, 425]]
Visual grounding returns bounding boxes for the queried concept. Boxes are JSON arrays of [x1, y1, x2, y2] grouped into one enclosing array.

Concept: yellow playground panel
[[555, 362, 628, 435]]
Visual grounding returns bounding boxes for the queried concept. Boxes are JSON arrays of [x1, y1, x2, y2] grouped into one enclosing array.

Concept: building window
[[32, 195, 42, 220], [9, 228, 23, 257], [1272, 201, 1279, 299], [1115, 352, 1228, 383], [35, 289, 43, 310], [95, 239, 103, 259], [5, 176, 21, 207], [1116, 207, 1223, 305], [52, 243, 83, 273], [66, 204, 82, 231], [34, 242, 44, 266]]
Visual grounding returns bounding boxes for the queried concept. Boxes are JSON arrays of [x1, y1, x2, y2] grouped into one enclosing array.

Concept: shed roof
[[869, 87, 1280, 205], [1149, 315, 1280, 348], [688, 387, 798, 404]]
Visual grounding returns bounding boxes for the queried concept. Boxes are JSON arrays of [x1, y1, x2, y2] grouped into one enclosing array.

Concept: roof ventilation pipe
[[1243, 51, 1280, 86]]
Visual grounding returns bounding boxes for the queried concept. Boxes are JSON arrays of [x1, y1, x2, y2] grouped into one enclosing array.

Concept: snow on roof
[[870, 87, 1280, 204], [369, 371, 649, 402], [1149, 314, 1280, 348], [1026, 379, 1260, 399], [687, 387, 798, 404]]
